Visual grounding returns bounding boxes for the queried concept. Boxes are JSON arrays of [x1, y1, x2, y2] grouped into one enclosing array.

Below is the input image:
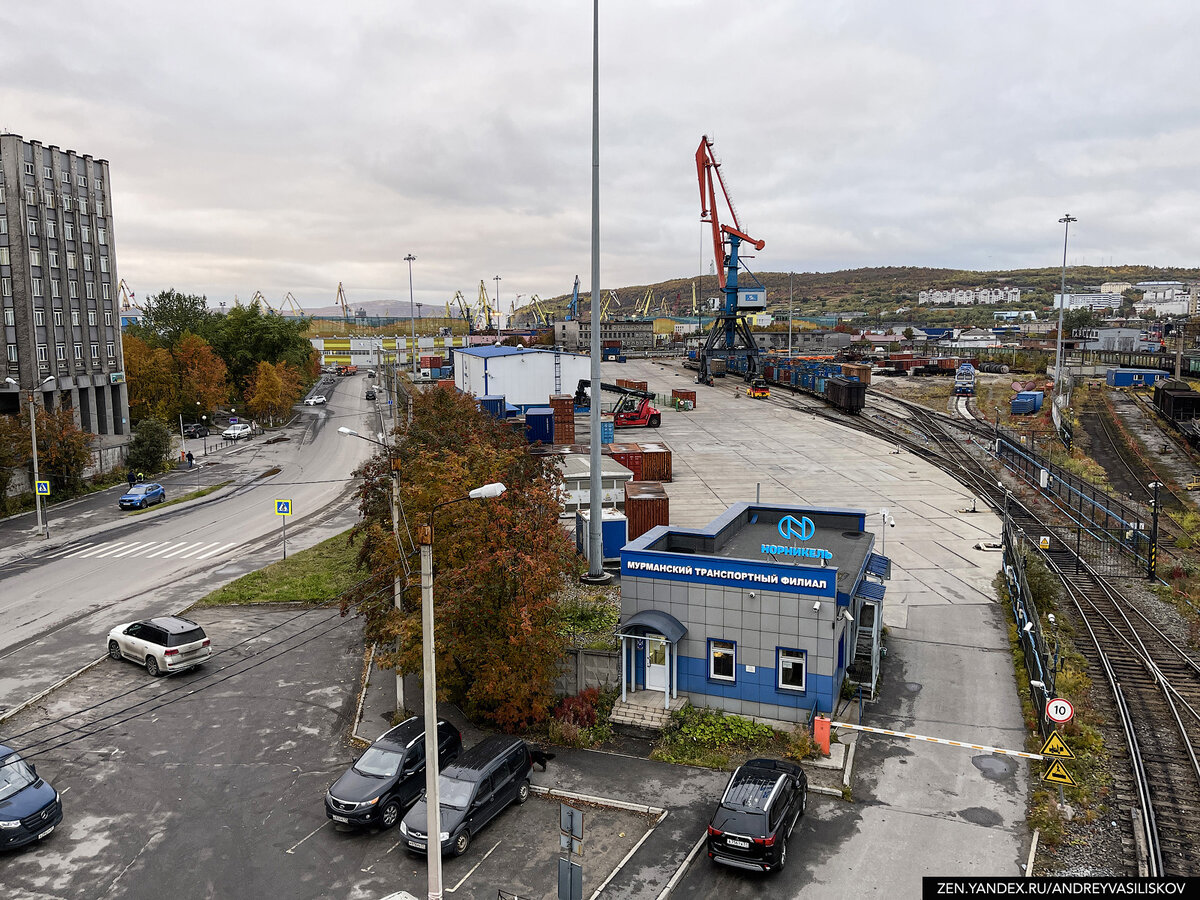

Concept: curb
[[0, 656, 106, 724], [1026, 827, 1040, 876], [350, 643, 378, 745], [655, 831, 708, 900]]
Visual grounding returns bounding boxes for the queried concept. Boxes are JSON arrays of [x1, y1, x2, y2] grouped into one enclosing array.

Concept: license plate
[[38, 826, 55, 840], [727, 837, 749, 849], [408, 840, 423, 849], [331, 815, 349, 823]]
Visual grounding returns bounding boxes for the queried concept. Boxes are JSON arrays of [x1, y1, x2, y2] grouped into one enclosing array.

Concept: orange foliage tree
[[174, 333, 229, 417], [36, 407, 93, 496], [345, 387, 577, 730], [123, 334, 180, 423]]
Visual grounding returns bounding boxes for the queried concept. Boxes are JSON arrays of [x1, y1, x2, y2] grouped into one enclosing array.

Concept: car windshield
[[353, 747, 403, 778], [0, 753, 37, 802], [127, 486, 148, 495], [438, 775, 475, 809]]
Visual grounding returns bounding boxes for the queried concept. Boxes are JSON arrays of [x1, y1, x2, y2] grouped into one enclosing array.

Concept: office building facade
[[0, 133, 128, 436]]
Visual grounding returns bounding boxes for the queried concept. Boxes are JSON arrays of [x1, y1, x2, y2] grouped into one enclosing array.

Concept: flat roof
[[455, 346, 587, 360]]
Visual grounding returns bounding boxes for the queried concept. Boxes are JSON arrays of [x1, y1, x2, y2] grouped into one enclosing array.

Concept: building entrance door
[[645, 634, 668, 692]]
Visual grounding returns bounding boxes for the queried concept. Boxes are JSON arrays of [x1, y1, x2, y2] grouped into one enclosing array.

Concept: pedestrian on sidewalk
[[127, 468, 136, 487], [186, 451, 195, 468]]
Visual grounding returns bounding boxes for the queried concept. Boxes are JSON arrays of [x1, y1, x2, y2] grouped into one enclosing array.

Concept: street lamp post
[[201, 415, 208, 455], [788, 271, 794, 358], [493, 275, 501, 326], [878, 507, 895, 555], [1053, 214, 1077, 405], [1148, 481, 1162, 580], [406, 253, 417, 377], [6, 376, 52, 537], [419, 482, 506, 900]]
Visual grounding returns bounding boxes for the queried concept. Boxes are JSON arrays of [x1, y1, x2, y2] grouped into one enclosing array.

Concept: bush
[[651, 706, 776, 768], [127, 418, 175, 474], [554, 688, 600, 729]]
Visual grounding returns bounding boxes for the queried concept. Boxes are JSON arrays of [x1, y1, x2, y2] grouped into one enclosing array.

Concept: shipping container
[[1106, 368, 1170, 388], [670, 389, 697, 409], [576, 509, 628, 562], [437, 378, 456, 390], [600, 419, 615, 443], [625, 481, 670, 541], [525, 407, 554, 444], [607, 443, 644, 481], [479, 395, 506, 418], [637, 442, 673, 481], [826, 377, 867, 413]]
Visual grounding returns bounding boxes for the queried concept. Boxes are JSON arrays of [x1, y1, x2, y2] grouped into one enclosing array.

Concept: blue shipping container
[[600, 420, 615, 443], [525, 408, 554, 444], [479, 395, 505, 418]]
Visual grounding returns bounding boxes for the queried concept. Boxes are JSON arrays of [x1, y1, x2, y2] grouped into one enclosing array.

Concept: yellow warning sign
[[1040, 731, 1075, 760], [1042, 759, 1076, 786]]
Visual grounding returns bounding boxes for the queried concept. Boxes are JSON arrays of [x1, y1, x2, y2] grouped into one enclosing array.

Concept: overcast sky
[[2, 1, 1196, 312]]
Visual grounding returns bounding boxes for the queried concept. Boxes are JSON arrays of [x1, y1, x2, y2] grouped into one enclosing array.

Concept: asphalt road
[[0, 375, 379, 717]]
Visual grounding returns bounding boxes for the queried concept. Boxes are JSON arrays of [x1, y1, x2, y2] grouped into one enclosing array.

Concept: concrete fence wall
[[554, 648, 620, 697]]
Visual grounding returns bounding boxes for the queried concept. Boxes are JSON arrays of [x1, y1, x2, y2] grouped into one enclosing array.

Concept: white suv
[[223, 423, 252, 440], [107, 616, 212, 676]]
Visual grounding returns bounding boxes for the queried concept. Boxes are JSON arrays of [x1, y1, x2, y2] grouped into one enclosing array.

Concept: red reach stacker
[[573, 380, 661, 428]]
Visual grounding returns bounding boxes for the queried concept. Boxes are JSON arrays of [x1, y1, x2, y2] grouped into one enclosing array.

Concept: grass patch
[[195, 529, 359, 607], [126, 480, 232, 515]]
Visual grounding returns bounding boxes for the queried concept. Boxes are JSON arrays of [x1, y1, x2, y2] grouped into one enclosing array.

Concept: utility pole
[[788, 271, 794, 357], [406, 254, 417, 377], [1053, 214, 1076, 404], [1148, 481, 1161, 580]]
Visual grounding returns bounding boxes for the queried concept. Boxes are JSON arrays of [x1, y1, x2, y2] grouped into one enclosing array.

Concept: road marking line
[[155, 544, 196, 559], [110, 542, 159, 558], [284, 821, 328, 855], [176, 542, 218, 559], [92, 542, 149, 558], [194, 542, 235, 560], [831, 721, 1044, 760], [143, 544, 182, 558], [49, 544, 89, 558], [69, 544, 121, 559], [446, 840, 502, 893]]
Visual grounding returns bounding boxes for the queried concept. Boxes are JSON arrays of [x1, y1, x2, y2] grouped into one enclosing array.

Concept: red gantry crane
[[696, 134, 767, 384]]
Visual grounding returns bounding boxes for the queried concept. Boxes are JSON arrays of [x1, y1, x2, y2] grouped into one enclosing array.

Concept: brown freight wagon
[[625, 482, 669, 541]]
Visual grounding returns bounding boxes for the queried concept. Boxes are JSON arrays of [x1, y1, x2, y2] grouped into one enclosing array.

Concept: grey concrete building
[[553, 317, 655, 352], [0, 134, 128, 436]]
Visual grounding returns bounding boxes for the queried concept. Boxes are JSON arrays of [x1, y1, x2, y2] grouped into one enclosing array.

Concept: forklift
[[573, 380, 661, 428], [747, 378, 770, 399]]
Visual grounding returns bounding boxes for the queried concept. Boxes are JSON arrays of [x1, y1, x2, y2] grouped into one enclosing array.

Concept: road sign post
[[275, 499, 292, 559]]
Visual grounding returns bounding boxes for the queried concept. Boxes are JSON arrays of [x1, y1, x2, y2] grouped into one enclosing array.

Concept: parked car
[[401, 735, 534, 856], [182, 423, 208, 438], [304, 395, 327, 406], [365, 390, 376, 400], [0, 744, 62, 850], [223, 423, 252, 440], [326, 718, 462, 830], [107, 616, 212, 677], [706, 758, 807, 872], [119, 483, 166, 510]]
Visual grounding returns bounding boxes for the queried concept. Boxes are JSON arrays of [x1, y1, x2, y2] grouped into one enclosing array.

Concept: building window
[[104, 310, 112, 327], [776, 648, 807, 692], [90, 342, 99, 358], [1, 278, 9, 296], [0, 216, 6, 234], [27, 219, 37, 236], [43, 166, 52, 180], [56, 345, 66, 361], [3, 307, 12, 325], [34, 309, 44, 326], [81, 224, 90, 243], [69, 280, 77, 299], [50, 281, 60, 299], [37, 344, 47, 362], [64, 222, 73, 240], [88, 309, 96, 326], [45, 220, 55, 238], [24, 162, 34, 176], [6, 344, 15, 362], [85, 281, 95, 300], [25, 187, 35, 205], [79, 196, 87, 215], [73, 343, 83, 360], [71, 309, 80, 326], [707, 639, 737, 683], [54, 310, 63, 327], [0, 247, 8, 265], [99, 256, 108, 273], [95, 178, 103, 192], [63, 195, 72, 212], [29, 249, 40, 267], [96, 197, 104, 215], [60, 170, 69, 184], [83, 255, 92, 271], [31, 278, 43, 296], [106, 341, 115, 358], [48, 250, 58, 268], [77, 174, 87, 188], [97, 226, 106, 244], [43, 191, 54, 209], [101, 283, 110, 300], [67, 251, 76, 269]]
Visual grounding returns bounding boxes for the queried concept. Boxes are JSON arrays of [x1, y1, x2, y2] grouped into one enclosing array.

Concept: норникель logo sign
[[778, 515, 815, 542]]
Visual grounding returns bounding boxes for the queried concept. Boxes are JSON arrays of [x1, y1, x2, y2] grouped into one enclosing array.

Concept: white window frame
[[34, 309, 45, 326], [97, 225, 106, 244], [708, 639, 737, 683], [90, 342, 99, 359], [106, 341, 115, 358], [1, 277, 10, 296], [0, 248, 8, 265], [88, 308, 96, 326], [56, 344, 66, 361], [83, 255, 92, 271], [45, 220, 55, 238], [3, 307, 13, 326], [64, 222, 73, 240], [6, 343, 16, 362], [101, 283, 110, 300], [73, 342, 83, 360], [63, 195, 72, 212], [29, 249, 40, 267], [25, 188, 35, 204], [37, 344, 47, 362], [79, 196, 87, 215], [85, 281, 95, 300], [77, 174, 87, 188], [776, 648, 807, 693], [81, 224, 90, 243], [0, 216, 7, 234], [104, 310, 112, 326], [99, 256, 108, 273], [67, 251, 77, 269], [69, 280, 78, 299], [31, 278, 43, 297], [24, 162, 34, 176], [71, 309, 80, 326], [60, 170, 70, 184], [43, 166, 52, 180], [50, 281, 60, 299], [53, 310, 63, 327], [48, 250, 58, 268], [27, 219, 37, 236]]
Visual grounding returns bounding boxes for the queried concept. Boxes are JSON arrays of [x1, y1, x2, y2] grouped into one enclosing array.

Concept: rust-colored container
[[437, 378, 456, 390], [549, 393, 575, 443], [671, 388, 697, 408], [625, 482, 669, 541], [626, 380, 649, 392], [607, 443, 644, 481], [637, 442, 673, 482], [420, 355, 444, 369]]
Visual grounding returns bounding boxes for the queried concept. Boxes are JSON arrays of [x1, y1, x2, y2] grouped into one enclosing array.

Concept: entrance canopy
[[618, 610, 687, 644]]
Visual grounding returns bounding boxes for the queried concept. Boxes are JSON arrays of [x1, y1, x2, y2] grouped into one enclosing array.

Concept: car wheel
[[146, 655, 162, 677], [800, 786, 807, 817], [139, 499, 147, 509], [108, 640, 122, 661], [649, 414, 661, 428], [380, 799, 402, 829], [453, 829, 471, 856], [776, 839, 787, 871], [516, 779, 530, 805]]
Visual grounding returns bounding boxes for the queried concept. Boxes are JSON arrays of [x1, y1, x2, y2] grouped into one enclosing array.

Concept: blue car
[[0, 744, 62, 850], [119, 483, 166, 510]]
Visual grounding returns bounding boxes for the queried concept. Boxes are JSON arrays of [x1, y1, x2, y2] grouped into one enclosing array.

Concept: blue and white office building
[[617, 503, 888, 721]]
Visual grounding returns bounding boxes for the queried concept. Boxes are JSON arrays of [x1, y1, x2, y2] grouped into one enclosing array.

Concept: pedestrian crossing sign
[[275, 499, 292, 516], [1040, 731, 1075, 760], [1042, 759, 1076, 787], [35, 480, 49, 495]]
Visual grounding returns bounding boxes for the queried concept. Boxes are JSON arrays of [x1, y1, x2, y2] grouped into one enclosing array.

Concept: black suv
[[706, 758, 807, 872], [325, 717, 462, 830], [400, 735, 534, 856], [182, 423, 208, 438]]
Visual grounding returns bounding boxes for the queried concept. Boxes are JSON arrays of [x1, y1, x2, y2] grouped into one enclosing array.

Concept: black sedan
[[706, 758, 807, 872]]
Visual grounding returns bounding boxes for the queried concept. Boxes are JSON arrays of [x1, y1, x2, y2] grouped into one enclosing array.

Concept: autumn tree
[[245, 361, 286, 425], [124, 334, 180, 423], [0, 413, 31, 512], [36, 407, 93, 496], [345, 388, 577, 730], [174, 332, 229, 416]]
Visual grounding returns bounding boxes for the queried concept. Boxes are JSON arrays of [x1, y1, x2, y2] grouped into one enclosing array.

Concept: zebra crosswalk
[[48, 539, 238, 562]]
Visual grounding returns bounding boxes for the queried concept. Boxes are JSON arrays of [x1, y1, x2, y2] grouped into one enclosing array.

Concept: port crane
[[476, 280, 496, 332], [696, 134, 766, 383], [335, 282, 350, 320], [566, 276, 580, 321]]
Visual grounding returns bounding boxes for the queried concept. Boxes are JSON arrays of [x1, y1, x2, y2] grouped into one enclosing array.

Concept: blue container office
[[1106, 368, 1169, 388], [525, 407, 555, 444]]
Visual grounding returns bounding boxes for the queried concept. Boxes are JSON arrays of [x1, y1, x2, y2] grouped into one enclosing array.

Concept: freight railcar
[[760, 359, 867, 414]]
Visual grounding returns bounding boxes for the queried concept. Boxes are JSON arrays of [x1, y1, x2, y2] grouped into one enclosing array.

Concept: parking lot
[[0, 608, 697, 899]]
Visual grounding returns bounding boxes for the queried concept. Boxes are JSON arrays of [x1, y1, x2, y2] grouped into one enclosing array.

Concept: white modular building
[[453, 346, 591, 408]]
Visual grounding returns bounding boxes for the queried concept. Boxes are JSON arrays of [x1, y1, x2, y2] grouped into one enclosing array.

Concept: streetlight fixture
[[6, 375, 54, 538], [493, 275, 501, 326], [419, 481, 506, 900], [878, 507, 896, 555], [338, 425, 409, 714], [1052, 214, 1077, 407], [406, 253, 417, 377]]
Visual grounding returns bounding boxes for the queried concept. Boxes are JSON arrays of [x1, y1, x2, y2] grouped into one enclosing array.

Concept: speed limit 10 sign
[[1046, 698, 1074, 724]]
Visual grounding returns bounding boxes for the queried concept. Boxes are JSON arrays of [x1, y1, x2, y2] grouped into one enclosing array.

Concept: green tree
[[36, 407, 92, 497], [127, 289, 216, 349], [345, 388, 577, 730], [0, 413, 31, 513], [124, 334, 180, 423], [208, 301, 314, 392], [127, 418, 175, 474]]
